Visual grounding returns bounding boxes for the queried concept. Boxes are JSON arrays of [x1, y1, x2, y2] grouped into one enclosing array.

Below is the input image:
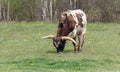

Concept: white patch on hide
[[67, 9, 87, 38], [70, 9, 87, 26]]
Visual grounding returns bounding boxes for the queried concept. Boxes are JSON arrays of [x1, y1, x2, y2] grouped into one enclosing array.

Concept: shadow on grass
[[46, 50, 56, 54], [64, 50, 74, 53], [46, 50, 74, 54]]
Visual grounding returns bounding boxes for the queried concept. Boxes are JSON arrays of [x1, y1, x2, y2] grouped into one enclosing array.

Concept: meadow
[[0, 21, 120, 72]]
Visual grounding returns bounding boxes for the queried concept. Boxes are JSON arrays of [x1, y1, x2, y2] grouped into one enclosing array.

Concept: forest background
[[0, 0, 120, 22]]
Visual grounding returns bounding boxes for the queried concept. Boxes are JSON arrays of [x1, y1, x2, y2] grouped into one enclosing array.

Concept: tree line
[[0, 0, 120, 22]]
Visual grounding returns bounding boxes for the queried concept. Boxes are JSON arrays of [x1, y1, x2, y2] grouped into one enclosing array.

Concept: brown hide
[[76, 14, 83, 27], [57, 13, 82, 37]]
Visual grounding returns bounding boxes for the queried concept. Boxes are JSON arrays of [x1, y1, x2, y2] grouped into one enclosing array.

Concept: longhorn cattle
[[42, 9, 87, 53]]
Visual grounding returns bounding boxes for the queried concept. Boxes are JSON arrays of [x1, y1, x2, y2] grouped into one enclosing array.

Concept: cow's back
[[70, 9, 87, 26]]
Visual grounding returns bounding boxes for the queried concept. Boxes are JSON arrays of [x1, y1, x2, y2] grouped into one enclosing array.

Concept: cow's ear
[[53, 37, 62, 41], [58, 23, 63, 28], [58, 20, 63, 28], [59, 20, 62, 23]]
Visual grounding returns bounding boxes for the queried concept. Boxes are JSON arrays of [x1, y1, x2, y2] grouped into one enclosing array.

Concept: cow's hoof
[[58, 52, 63, 54], [78, 49, 82, 52], [74, 51, 77, 53]]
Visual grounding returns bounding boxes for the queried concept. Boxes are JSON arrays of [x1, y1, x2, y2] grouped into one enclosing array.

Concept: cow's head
[[52, 37, 65, 53], [41, 35, 76, 53]]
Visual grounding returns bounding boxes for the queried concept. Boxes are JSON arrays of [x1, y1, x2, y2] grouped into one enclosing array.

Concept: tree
[[49, 0, 52, 21], [7, 0, 10, 21], [0, 0, 1, 20]]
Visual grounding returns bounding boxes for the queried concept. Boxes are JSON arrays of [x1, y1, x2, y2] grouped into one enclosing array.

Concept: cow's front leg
[[78, 33, 85, 52], [72, 37, 77, 52]]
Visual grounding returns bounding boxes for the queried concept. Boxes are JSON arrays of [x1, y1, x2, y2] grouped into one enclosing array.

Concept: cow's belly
[[76, 26, 83, 35], [68, 26, 84, 38]]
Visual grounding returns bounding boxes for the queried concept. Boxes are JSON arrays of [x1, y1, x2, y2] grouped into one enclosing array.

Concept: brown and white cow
[[42, 9, 87, 53]]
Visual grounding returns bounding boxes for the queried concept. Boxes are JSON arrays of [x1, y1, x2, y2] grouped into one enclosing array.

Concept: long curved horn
[[61, 36, 77, 45], [41, 35, 54, 39]]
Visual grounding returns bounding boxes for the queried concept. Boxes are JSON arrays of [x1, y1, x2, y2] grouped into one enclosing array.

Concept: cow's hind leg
[[78, 33, 85, 52]]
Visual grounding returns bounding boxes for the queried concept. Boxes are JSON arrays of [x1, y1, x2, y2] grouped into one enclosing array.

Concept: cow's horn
[[41, 35, 54, 39], [61, 36, 77, 45]]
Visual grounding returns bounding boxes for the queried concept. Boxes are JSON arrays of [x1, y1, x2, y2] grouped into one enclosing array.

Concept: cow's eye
[[57, 41, 60, 45], [53, 42, 58, 48]]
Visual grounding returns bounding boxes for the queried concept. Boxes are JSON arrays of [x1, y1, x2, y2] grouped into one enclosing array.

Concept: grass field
[[0, 21, 120, 72]]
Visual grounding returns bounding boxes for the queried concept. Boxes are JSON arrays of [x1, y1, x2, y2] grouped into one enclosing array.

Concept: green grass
[[0, 21, 120, 72]]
